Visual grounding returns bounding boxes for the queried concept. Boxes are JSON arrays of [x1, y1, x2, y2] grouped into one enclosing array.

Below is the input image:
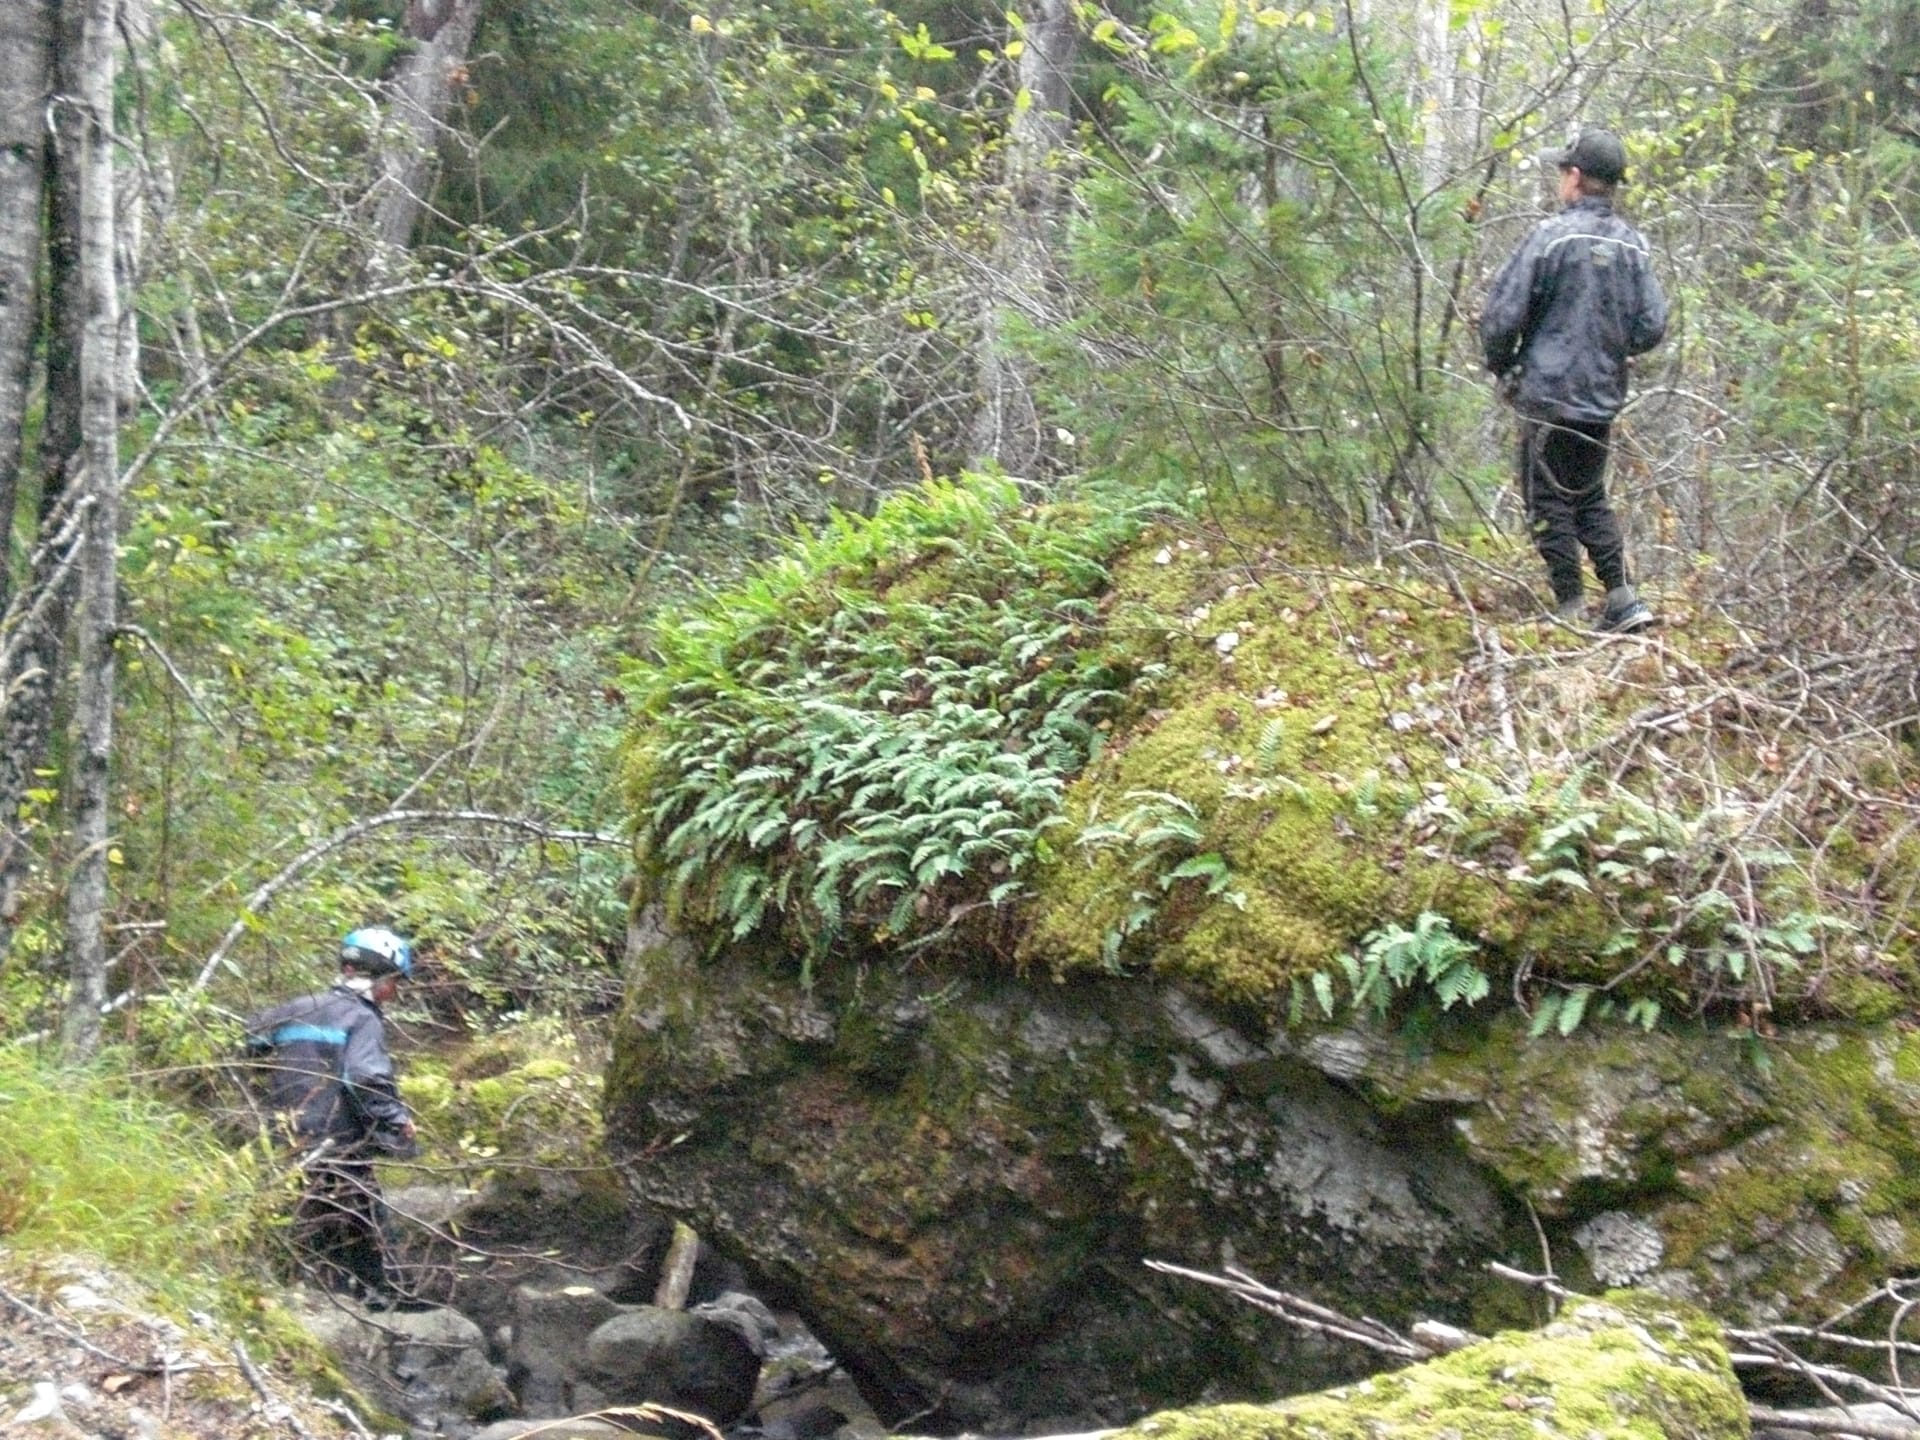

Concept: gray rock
[[693, 1291, 781, 1356], [1573, 1210, 1665, 1286], [293, 1294, 512, 1427], [509, 1283, 626, 1414], [605, 940, 1517, 1432], [585, 1305, 762, 1423]]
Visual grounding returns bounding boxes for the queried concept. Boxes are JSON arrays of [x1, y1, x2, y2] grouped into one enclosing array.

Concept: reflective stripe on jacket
[[245, 984, 414, 1155], [1480, 196, 1667, 423]]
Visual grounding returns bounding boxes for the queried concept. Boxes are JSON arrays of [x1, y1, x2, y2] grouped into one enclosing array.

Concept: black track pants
[[295, 1159, 394, 1297], [1518, 416, 1627, 603]]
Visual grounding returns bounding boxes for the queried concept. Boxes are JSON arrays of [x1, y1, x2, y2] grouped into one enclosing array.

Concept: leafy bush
[[622, 475, 1152, 973]]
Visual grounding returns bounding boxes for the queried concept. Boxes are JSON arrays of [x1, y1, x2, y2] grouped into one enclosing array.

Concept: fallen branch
[[1144, 1259, 1422, 1360], [1748, 1405, 1920, 1440]]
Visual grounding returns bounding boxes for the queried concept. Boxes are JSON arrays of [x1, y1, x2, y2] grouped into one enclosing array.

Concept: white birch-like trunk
[[111, 0, 160, 414], [1410, 0, 1455, 192], [61, 0, 122, 1058], [0, 0, 55, 617], [367, 0, 484, 263], [0, 0, 86, 962], [967, 0, 1077, 479]]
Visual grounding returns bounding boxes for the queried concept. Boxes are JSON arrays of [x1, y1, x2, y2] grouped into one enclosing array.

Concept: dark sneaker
[[1601, 586, 1654, 633], [1553, 593, 1585, 623]]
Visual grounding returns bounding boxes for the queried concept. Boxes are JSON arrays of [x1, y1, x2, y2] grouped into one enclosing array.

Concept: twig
[[1144, 1259, 1422, 1360], [115, 623, 239, 738], [0, 1280, 204, 1376], [312, 1397, 377, 1440], [1485, 1261, 1574, 1299], [233, 1341, 320, 1440]]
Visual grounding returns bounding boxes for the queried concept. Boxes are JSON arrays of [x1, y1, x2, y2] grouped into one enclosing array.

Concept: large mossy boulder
[[608, 481, 1920, 1431], [1117, 1291, 1747, 1440], [606, 913, 1524, 1432], [606, 910, 1920, 1429]]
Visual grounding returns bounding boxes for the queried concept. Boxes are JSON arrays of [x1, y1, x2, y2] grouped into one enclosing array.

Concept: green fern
[[622, 474, 1152, 978], [1308, 911, 1488, 1024]]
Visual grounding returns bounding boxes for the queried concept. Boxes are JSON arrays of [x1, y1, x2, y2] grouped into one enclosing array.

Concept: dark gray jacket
[[1481, 196, 1667, 423], [245, 983, 416, 1157]]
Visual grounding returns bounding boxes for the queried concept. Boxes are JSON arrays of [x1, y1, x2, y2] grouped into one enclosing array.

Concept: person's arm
[[1480, 231, 1543, 376], [341, 1017, 418, 1156]]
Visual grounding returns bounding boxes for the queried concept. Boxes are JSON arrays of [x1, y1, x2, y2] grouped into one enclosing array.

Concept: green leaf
[[1311, 969, 1336, 1018], [1529, 993, 1562, 1039], [1556, 987, 1592, 1036]]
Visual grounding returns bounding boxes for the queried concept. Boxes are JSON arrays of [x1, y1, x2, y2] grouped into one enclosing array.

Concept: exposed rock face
[[1266, 1019, 1920, 1325], [605, 910, 1920, 1435], [1115, 1291, 1747, 1440], [604, 917, 1525, 1433]]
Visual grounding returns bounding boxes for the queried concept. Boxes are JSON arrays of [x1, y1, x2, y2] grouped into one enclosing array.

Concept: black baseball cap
[[1541, 129, 1628, 183]]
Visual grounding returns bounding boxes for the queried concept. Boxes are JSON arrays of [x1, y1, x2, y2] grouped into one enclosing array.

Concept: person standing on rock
[[1481, 128, 1668, 632], [245, 926, 419, 1304]]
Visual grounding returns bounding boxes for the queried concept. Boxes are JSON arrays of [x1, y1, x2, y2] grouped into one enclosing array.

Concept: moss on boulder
[[610, 487, 1920, 1430], [1117, 1292, 1747, 1440], [1265, 1016, 1920, 1320]]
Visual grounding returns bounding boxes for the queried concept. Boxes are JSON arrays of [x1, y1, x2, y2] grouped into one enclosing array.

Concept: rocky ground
[[0, 1257, 367, 1439]]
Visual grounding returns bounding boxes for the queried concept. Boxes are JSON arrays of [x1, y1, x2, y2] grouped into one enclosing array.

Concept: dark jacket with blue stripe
[[245, 984, 415, 1157], [1481, 196, 1668, 423]]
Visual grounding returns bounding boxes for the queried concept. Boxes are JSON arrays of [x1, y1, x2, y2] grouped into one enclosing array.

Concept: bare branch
[[187, 809, 625, 994]]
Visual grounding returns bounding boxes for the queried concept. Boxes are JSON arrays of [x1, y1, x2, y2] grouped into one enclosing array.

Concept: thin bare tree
[[60, 0, 124, 1057], [967, 0, 1078, 481]]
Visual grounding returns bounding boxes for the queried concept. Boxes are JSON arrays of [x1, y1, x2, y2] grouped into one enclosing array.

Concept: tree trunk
[[60, 0, 122, 1058], [0, 0, 88, 960], [966, 0, 1076, 479], [367, 0, 484, 262], [112, 0, 156, 416], [0, 0, 55, 618], [1409, 0, 1454, 193]]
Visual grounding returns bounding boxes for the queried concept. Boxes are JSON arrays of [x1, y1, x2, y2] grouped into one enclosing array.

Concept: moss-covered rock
[[609, 491, 1920, 1433], [1257, 1015, 1920, 1321], [606, 919, 1527, 1433], [1115, 1292, 1747, 1440]]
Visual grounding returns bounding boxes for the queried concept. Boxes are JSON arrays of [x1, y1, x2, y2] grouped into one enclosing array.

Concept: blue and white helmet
[[340, 926, 413, 979]]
